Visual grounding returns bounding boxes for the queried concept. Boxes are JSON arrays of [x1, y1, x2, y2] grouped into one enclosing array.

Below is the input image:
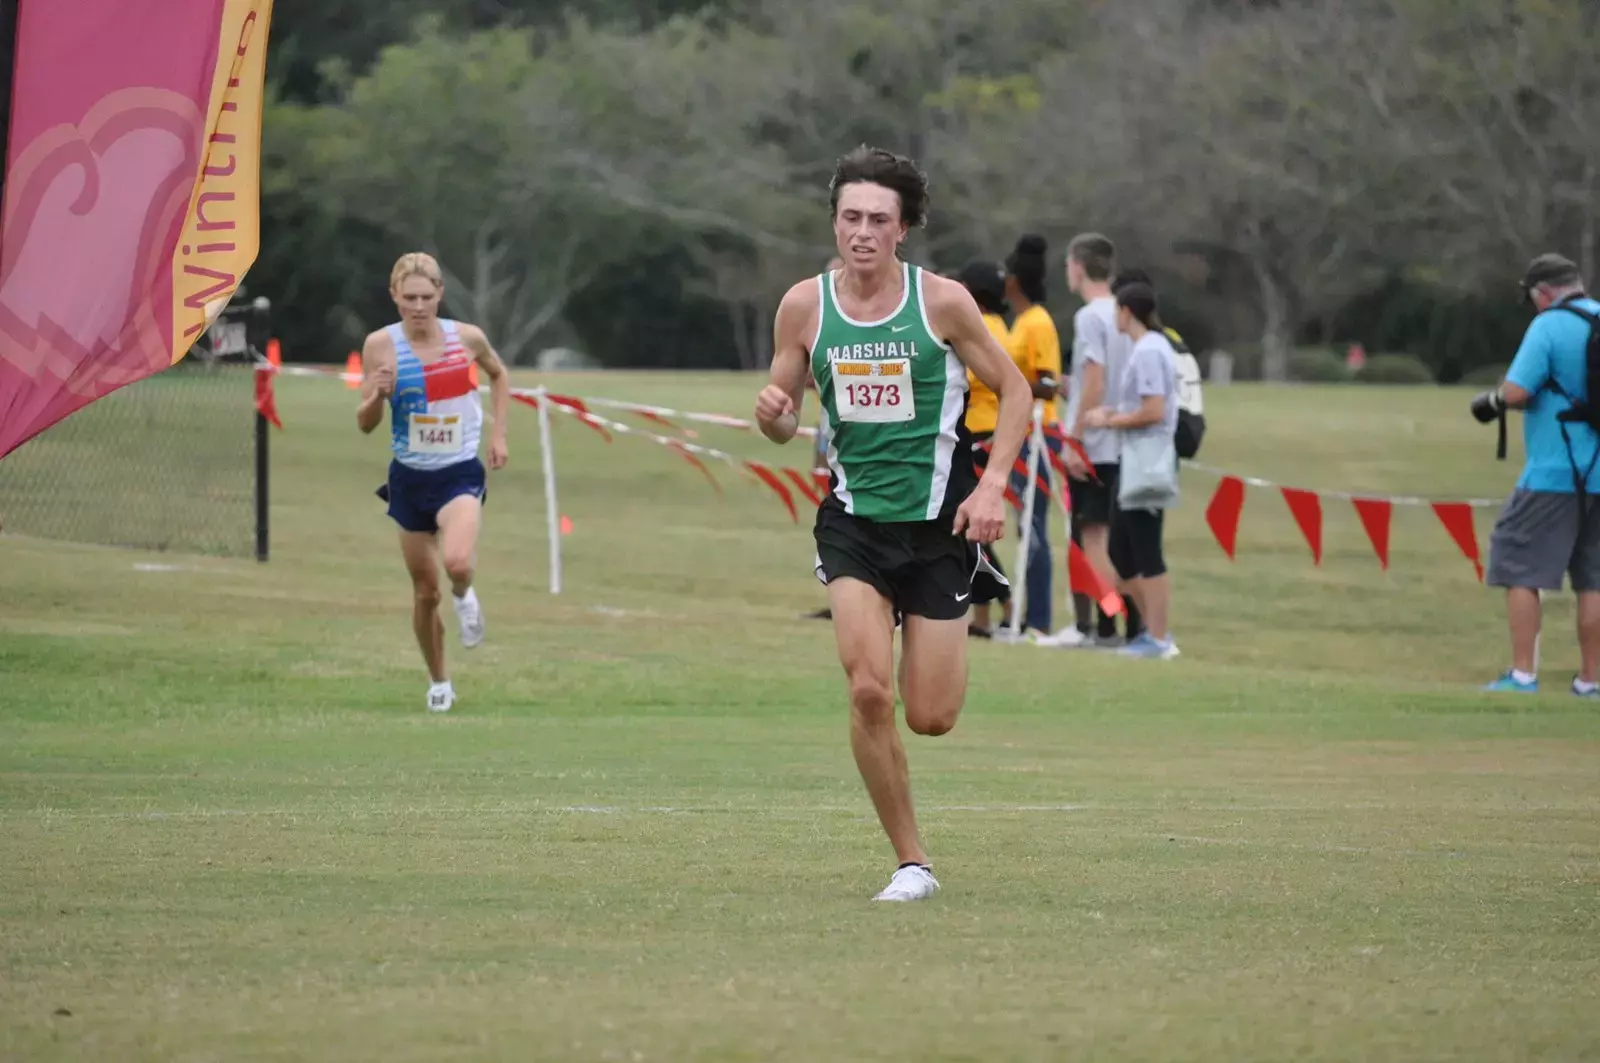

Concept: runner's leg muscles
[[435, 495, 482, 597], [399, 530, 447, 682], [831, 577, 926, 867], [899, 615, 968, 737]]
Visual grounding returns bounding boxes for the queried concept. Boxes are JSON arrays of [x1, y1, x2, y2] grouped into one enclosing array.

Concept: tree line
[[252, 0, 1599, 382]]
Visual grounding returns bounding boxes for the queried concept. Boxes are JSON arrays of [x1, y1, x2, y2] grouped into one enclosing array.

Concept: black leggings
[[1109, 501, 1167, 580]]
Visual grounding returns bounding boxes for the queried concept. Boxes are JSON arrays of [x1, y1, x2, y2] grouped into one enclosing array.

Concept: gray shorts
[[1486, 488, 1600, 591]]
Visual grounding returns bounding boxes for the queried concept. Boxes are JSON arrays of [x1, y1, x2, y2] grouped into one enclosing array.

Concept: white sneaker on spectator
[[1033, 627, 1091, 648]]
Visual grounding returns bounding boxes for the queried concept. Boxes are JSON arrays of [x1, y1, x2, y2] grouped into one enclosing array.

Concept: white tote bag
[[1118, 430, 1180, 511]]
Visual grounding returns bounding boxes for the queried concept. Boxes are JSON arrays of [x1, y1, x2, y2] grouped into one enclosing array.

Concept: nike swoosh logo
[[892, 324, 912, 333], [955, 592, 970, 601]]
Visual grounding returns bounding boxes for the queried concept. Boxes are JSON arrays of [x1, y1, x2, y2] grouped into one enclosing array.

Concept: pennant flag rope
[[261, 363, 1505, 584]]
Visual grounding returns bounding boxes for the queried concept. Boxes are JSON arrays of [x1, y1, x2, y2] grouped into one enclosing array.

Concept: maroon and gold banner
[[0, 0, 272, 460]]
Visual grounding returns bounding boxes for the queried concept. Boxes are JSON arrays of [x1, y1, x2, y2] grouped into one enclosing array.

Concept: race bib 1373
[[831, 358, 914, 423]]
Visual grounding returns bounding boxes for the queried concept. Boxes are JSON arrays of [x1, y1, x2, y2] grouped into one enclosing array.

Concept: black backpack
[[1164, 327, 1206, 459], [1544, 296, 1600, 496]]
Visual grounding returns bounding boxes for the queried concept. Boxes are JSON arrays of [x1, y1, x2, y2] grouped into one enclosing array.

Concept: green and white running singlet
[[810, 261, 973, 523]]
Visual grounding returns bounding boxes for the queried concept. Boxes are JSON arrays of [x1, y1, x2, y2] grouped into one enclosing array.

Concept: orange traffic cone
[[343, 352, 361, 389], [266, 338, 282, 367]]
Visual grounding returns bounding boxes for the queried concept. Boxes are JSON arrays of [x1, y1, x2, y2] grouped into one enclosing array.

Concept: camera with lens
[[1470, 387, 1505, 424], [1470, 386, 1509, 460]]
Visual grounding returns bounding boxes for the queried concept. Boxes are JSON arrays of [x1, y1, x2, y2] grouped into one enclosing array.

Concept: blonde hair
[[390, 252, 443, 293]]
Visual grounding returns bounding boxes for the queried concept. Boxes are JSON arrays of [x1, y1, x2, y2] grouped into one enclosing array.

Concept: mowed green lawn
[[2, 371, 1597, 1063]]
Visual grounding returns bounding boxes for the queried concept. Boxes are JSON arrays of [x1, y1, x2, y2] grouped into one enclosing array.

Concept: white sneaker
[[427, 681, 455, 713], [1032, 626, 1090, 648], [872, 864, 940, 902], [452, 588, 484, 649]]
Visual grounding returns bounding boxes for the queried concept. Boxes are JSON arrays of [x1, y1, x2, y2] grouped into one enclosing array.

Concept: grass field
[[2, 372, 1597, 1062]]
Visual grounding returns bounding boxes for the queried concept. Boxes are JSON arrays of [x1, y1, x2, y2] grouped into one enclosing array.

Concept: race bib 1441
[[831, 358, 914, 423], [408, 413, 461, 454]]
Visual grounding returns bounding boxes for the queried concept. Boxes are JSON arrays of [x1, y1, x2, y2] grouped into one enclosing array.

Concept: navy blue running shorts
[[376, 457, 487, 534]]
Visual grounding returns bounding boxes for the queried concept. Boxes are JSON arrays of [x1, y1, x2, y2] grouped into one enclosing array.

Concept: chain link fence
[[0, 294, 270, 558]]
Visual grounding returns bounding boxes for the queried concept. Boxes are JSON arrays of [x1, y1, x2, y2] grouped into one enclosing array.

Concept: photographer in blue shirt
[[1473, 254, 1600, 695]]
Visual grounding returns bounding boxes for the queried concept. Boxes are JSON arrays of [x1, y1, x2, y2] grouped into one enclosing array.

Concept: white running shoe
[[872, 864, 940, 902], [1032, 626, 1090, 648], [453, 588, 484, 649], [427, 681, 455, 713]]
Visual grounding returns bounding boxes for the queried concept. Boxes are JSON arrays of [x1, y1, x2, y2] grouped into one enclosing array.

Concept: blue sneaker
[[1571, 677, 1599, 699], [1482, 671, 1537, 693], [1120, 633, 1178, 660]]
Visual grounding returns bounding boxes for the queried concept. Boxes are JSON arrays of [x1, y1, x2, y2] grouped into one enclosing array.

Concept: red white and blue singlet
[[387, 319, 483, 471]]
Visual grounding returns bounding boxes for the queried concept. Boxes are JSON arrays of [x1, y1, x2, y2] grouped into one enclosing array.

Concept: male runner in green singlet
[[755, 146, 1032, 901]]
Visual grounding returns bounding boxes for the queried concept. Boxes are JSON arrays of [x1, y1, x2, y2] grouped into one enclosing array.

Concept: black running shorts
[[1069, 463, 1120, 541], [813, 502, 1005, 620]]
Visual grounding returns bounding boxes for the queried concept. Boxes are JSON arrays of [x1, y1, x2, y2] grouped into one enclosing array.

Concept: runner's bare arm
[[356, 330, 395, 434], [756, 280, 819, 445], [461, 324, 510, 467], [926, 274, 1031, 495]]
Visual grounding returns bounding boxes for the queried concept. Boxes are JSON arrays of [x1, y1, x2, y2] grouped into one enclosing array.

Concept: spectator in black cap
[[1475, 252, 1600, 695]]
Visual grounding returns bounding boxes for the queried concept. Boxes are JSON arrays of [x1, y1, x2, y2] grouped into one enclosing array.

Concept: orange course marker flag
[[344, 351, 361, 388], [1068, 539, 1123, 617]]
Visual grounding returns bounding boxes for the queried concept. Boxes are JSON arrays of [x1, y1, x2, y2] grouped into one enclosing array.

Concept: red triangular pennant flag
[[632, 409, 683, 434], [1010, 456, 1052, 499], [1281, 487, 1323, 565], [1353, 497, 1392, 570], [782, 467, 823, 507], [253, 366, 282, 430], [668, 441, 722, 495], [1068, 540, 1123, 616], [1432, 502, 1484, 581], [1047, 447, 1072, 481], [545, 394, 613, 442], [511, 392, 540, 410], [745, 461, 798, 522], [1205, 476, 1246, 559]]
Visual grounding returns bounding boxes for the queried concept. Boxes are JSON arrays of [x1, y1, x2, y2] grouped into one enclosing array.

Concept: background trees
[[254, 0, 1598, 379]]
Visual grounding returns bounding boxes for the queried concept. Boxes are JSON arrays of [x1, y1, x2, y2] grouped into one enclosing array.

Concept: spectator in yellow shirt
[[958, 259, 1014, 636], [1002, 234, 1065, 639]]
